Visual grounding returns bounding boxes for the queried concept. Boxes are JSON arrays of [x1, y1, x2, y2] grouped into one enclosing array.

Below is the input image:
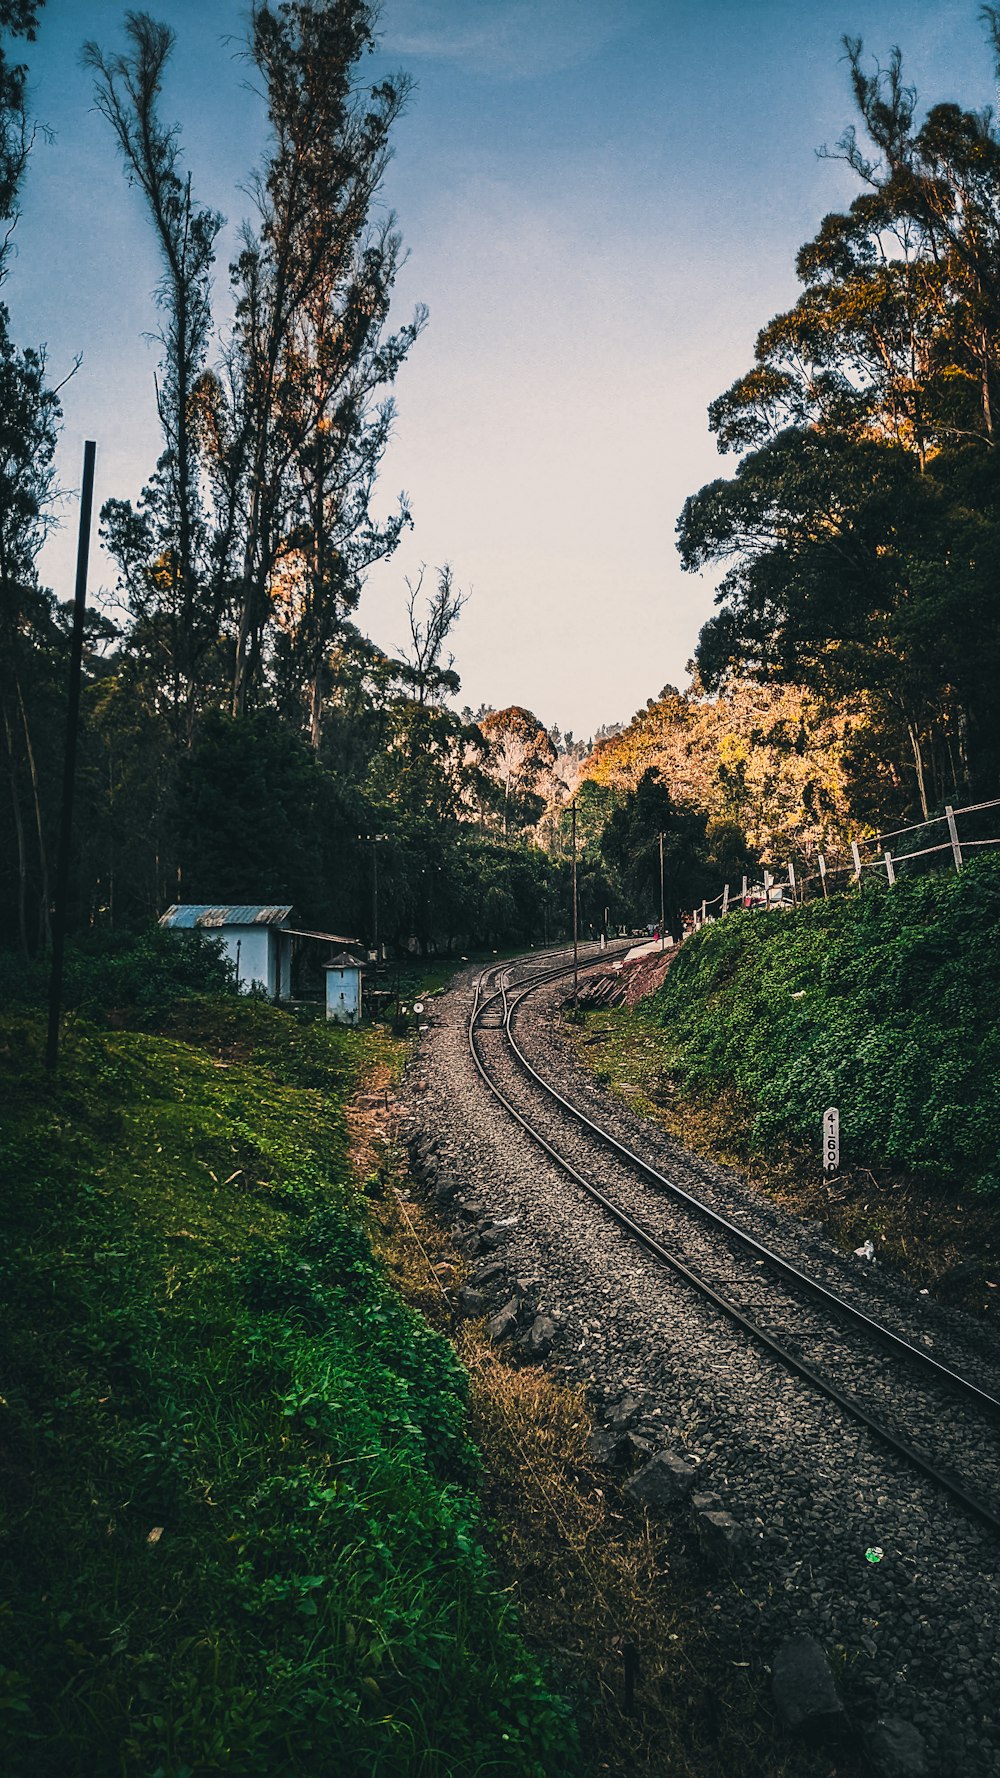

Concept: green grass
[[570, 1007, 677, 1121], [647, 857, 1000, 1194], [0, 997, 578, 1777]]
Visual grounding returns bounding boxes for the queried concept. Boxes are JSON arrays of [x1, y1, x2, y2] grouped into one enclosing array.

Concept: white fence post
[[884, 850, 895, 885], [722, 883, 730, 915], [851, 839, 861, 877], [945, 804, 963, 871], [818, 853, 828, 897], [788, 860, 796, 901], [701, 899, 707, 924]]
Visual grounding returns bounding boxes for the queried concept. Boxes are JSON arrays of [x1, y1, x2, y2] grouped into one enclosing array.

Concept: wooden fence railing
[[689, 796, 1000, 931]]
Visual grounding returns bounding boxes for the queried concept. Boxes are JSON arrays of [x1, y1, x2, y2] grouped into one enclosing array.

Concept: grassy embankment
[[568, 857, 1000, 1316], [0, 967, 576, 1776]]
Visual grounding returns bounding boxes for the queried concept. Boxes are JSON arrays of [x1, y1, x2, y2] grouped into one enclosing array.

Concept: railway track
[[469, 951, 1000, 1540]]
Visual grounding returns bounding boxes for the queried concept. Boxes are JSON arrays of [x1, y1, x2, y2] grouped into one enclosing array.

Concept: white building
[[159, 904, 363, 1002], [159, 904, 296, 998]]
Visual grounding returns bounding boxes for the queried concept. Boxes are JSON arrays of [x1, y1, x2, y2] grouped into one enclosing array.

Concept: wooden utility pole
[[372, 834, 379, 978], [572, 801, 579, 1008], [658, 831, 665, 948], [46, 441, 96, 1073], [945, 805, 963, 871]]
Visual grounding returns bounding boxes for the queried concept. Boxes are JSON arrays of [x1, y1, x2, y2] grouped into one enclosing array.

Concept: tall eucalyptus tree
[[85, 15, 224, 738], [679, 24, 1000, 815], [220, 0, 423, 721]]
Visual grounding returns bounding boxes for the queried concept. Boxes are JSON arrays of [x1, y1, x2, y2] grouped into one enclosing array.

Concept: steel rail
[[467, 957, 1000, 1538], [470, 942, 632, 1027], [503, 975, 1000, 1419]]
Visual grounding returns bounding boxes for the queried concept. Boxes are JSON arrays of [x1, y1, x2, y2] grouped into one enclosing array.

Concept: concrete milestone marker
[[823, 1106, 840, 1173]]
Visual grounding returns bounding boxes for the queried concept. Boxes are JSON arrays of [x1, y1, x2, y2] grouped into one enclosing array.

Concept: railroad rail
[[469, 951, 1000, 1539]]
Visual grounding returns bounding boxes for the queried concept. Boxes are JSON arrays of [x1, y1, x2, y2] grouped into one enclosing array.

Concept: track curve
[[469, 953, 1000, 1538]]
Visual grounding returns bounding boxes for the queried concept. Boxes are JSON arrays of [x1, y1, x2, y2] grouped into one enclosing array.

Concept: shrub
[[649, 856, 1000, 1192], [0, 925, 235, 1020]]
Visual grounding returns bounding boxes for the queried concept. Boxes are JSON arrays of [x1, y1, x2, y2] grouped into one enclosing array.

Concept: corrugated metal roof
[[159, 904, 294, 929]]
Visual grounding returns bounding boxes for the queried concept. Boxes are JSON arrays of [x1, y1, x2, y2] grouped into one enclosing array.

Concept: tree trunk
[[906, 720, 930, 821], [309, 664, 323, 752]]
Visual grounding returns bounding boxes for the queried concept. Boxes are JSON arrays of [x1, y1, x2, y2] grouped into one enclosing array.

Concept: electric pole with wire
[[572, 801, 579, 1007]]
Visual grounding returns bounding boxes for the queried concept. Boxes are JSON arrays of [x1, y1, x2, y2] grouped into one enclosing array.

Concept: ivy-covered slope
[[648, 857, 1000, 1193], [0, 993, 577, 1777]]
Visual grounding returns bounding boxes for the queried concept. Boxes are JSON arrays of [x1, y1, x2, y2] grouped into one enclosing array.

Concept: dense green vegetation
[[0, 971, 578, 1775], [648, 856, 1000, 1193], [0, 924, 237, 1022]]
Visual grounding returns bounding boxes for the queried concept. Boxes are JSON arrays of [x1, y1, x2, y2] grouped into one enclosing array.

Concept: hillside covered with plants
[[647, 857, 1000, 1195], [0, 949, 577, 1777]]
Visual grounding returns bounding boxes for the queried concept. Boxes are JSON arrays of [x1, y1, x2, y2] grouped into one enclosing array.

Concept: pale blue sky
[[11, 0, 999, 737]]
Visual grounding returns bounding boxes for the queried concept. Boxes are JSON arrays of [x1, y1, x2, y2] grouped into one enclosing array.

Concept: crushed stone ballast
[[405, 944, 1000, 1775], [468, 961, 1000, 1541]]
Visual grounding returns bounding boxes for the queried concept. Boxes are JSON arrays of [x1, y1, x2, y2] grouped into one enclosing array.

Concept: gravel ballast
[[405, 948, 1000, 1775]]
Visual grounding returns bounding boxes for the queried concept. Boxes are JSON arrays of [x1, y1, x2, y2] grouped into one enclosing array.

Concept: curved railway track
[[469, 951, 1000, 1539]]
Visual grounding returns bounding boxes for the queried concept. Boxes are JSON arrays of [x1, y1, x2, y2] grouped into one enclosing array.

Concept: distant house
[[159, 904, 361, 1001], [159, 904, 297, 998]]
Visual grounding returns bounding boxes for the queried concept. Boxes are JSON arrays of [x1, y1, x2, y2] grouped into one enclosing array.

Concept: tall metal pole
[[658, 830, 665, 949], [572, 801, 579, 1008], [46, 441, 97, 1072]]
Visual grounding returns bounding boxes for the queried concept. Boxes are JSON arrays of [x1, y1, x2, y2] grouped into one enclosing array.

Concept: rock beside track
[[625, 1449, 698, 1509], [694, 1507, 751, 1570], [771, 1634, 849, 1741], [864, 1715, 929, 1777]]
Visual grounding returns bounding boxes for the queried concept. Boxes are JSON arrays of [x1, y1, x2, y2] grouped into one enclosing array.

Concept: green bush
[[650, 856, 1000, 1192], [0, 925, 235, 1020]]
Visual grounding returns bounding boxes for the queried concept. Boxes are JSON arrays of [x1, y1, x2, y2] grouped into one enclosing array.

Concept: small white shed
[[159, 904, 295, 999], [324, 953, 364, 1025]]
